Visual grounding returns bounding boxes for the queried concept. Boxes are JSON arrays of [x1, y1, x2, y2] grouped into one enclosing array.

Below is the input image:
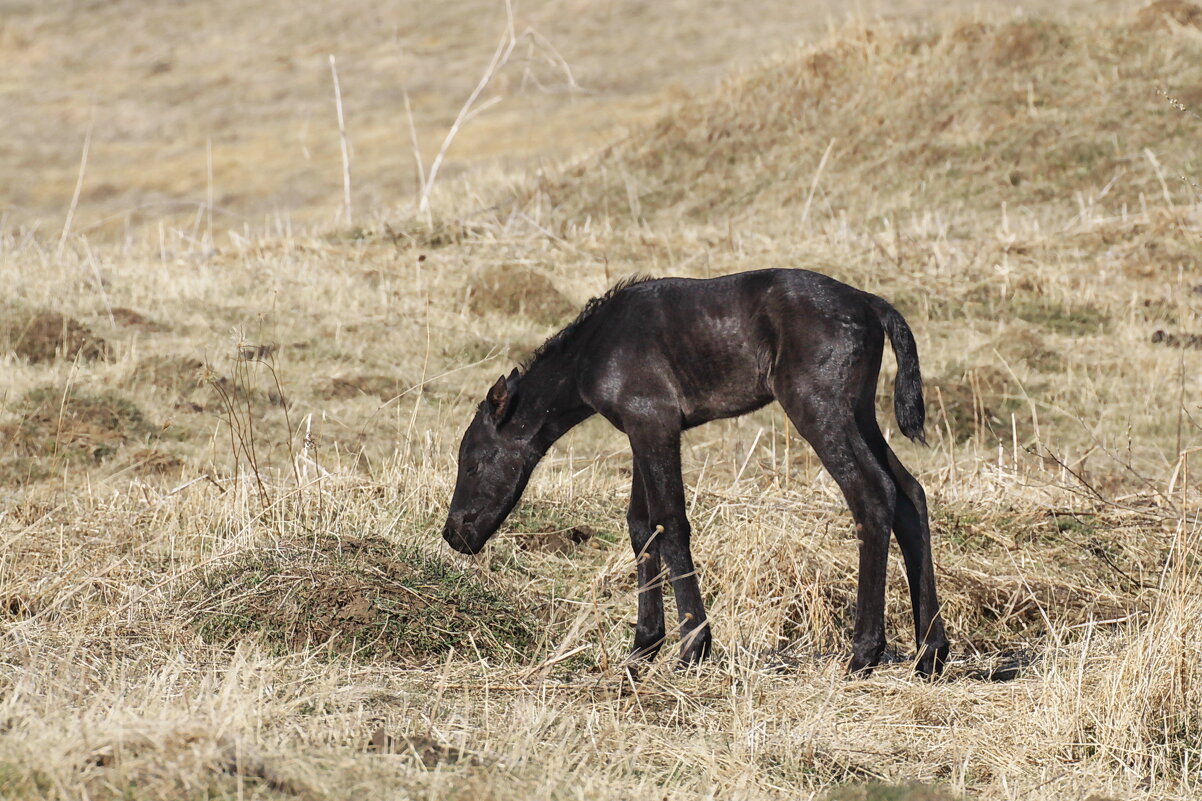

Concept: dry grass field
[[3, 1, 1202, 799]]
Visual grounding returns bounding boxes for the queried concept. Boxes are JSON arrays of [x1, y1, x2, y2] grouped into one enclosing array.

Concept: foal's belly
[[675, 354, 775, 428], [681, 390, 774, 429]]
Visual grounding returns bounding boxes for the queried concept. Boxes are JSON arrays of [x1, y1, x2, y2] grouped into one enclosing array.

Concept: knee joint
[[629, 520, 661, 556], [652, 517, 690, 540]]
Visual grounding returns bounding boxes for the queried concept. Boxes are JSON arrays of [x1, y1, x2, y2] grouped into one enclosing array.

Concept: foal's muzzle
[[442, 518, 485, 555]]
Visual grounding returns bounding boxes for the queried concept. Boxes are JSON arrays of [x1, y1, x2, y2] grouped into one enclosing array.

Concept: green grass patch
[[190, 533, 538, 663], [1008, 299, 1109, 336], [1052, 513, 1098, 538]]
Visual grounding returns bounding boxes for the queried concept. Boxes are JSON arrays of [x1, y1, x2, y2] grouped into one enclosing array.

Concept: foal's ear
[[486, 369, 521, 425]]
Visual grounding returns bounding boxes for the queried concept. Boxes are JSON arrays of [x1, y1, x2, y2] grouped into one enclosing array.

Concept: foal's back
[[577, 269, 881, 428]]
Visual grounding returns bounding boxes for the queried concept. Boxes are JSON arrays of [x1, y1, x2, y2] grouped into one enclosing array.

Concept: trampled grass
[[2, 2, 1202, 799]]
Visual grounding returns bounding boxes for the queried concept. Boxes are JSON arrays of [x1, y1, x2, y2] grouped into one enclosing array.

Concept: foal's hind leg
[[777, 390, 897, 675], [877, 442, 949, 676], [627, 460, 666, 663]]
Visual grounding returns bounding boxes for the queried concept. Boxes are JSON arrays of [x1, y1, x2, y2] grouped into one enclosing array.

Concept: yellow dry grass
[[2, 1, 1202, 800]]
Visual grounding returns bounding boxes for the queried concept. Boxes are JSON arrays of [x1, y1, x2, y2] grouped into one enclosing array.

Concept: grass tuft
[[190, 532, 538, 663]]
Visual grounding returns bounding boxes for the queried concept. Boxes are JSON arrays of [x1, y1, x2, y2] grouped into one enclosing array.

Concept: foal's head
[[442, 369, 538, 554]]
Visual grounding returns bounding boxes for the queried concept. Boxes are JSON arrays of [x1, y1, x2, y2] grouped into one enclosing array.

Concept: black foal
[[443, 269, 949, 676]]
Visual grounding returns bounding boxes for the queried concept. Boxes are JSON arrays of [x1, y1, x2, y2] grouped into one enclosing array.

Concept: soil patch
[[467, 265, 575, 326], [1134, 0, 1202, 31], [3, 310, 111, 363], [110, 306, 170, 332], [313, 374, 407, 402], [0, 385, 158, 484], [190, 533, 538, 662]]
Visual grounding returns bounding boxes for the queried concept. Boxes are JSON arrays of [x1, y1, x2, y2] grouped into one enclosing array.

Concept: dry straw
[[1, 4, 1201, 800]]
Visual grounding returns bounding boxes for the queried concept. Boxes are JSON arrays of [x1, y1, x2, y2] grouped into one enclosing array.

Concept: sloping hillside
[[526, 9, 1202, 228], [1, 0, 1133, 234]]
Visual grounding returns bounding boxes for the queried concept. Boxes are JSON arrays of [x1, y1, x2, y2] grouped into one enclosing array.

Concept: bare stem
[[329, 54, 353, 227]]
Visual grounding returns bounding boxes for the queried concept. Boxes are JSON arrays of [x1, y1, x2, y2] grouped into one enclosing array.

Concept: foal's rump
[[751, 269, 927, 443]]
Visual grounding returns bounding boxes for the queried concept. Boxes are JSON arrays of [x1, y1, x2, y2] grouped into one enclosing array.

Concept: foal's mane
[[521, 274, 653, 373]]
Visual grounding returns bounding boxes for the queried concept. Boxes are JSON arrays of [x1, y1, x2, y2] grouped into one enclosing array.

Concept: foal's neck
[[516, 353, 593, 452]]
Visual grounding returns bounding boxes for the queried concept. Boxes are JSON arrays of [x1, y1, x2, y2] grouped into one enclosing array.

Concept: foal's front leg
[[628, 424, 712, 666], [627, 462, 666, 663]]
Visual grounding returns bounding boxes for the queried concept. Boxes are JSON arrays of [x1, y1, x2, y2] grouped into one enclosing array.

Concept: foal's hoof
[[846, 657, 876, 677], [846, 645, 885, 677], [676, 630, 713, 669], [914, 643, 950, 679], [629, 643, 664, 663], [624, 638, 665, 682]]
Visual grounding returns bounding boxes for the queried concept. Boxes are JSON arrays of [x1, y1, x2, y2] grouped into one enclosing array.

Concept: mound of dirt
[[1134, 0, 1202, 30], [190, 533, 537, 662], [3, 310, 111, 363], [986, 18, 1072, 65], [467, 265, 575, 326], [313, 374, 407, 402], [127, 447, 184, 477], [1, 385, 153, 456], [110, 306, 170, 332], [0, 385, 160, 484], [132, 355, 206, 391], [927, 366, 1024, 443]]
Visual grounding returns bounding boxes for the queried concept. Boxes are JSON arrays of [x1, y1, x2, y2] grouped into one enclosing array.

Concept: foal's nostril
[[442, 524, 479, 555], [446, 510, 477, 531]]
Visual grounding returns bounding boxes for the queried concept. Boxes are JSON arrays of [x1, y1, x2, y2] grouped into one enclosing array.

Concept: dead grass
[[517, 9, 1202, 229], [1, 3, 1201, 801], [0, 384, 160, 484], [1134, 0, 1202, 30], [109, 307, 170, 333], [312, 374, 408, 402]]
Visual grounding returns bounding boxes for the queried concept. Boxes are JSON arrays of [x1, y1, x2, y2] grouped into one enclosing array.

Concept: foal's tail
[[868, 296, 926, 444]]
